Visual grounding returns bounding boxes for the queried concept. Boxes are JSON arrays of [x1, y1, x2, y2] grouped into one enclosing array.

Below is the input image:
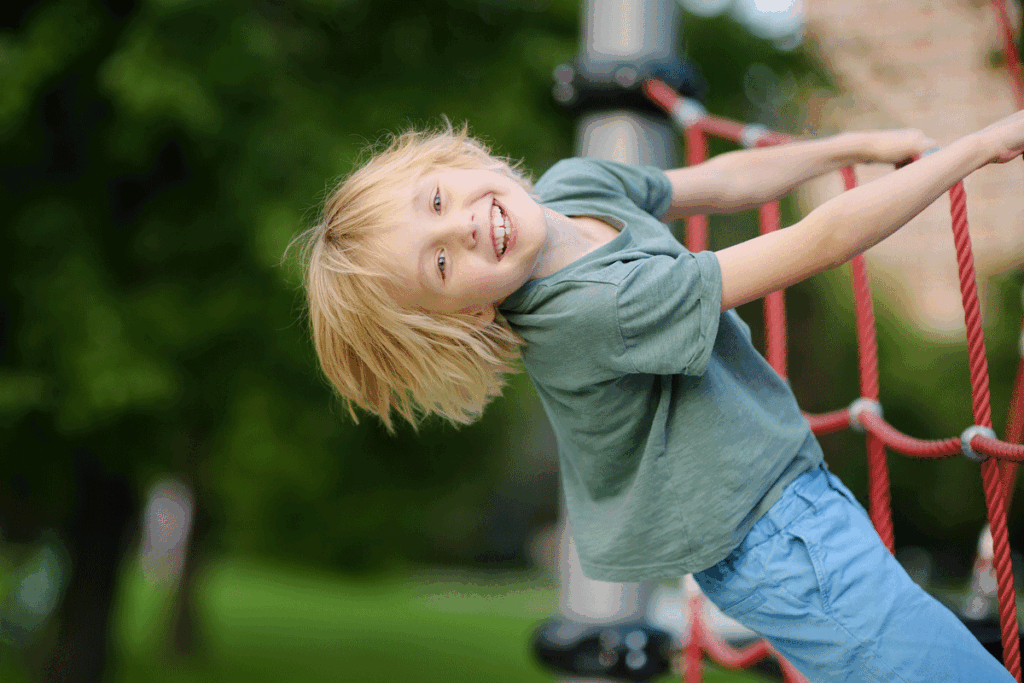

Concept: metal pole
[[558, 0, 680, 646], [577, 0, 679, 167]]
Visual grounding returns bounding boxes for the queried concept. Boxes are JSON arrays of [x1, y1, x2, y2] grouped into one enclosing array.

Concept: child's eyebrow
[[410, 185, 424, 213], [416, 241, 440, 294], [416, 252, 430, 291], [411, 178, 432, 214]]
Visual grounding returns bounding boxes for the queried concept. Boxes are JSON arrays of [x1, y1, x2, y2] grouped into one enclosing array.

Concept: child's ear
[[464, 304, 496, 325]]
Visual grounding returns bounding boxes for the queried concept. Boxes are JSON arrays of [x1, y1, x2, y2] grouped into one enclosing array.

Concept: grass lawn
[[111, 556, 772, 683]]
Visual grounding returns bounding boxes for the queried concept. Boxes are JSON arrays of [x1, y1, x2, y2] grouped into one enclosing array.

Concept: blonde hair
[[290, 121, 532, 433]]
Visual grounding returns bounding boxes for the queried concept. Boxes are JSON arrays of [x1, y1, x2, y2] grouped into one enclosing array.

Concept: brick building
[[799, 0, 1023, 336]]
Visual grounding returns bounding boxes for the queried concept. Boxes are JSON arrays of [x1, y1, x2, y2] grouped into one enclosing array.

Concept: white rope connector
[[739, 124, 769, 148], [848, 397, 883, 433], [671, 98, 706, 128], [961, 425, 997, 463]]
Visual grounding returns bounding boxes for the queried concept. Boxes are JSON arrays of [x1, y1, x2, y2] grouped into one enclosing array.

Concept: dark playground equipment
[[531, 614, 1022, 682]]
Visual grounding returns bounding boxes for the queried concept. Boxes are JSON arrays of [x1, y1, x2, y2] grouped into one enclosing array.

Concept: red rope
[[1003, 350, 1024, 503], [1008, 347, 1024, 447], [804, 409, 852, 434], [950, 182, 995, 429], [842, 166, 896, 552], [942, 14, 1024, 671], [993, 0, 1024, 110], [684, 125, 710, 253], [643, 79, 798, 147], [950, 179, 1022, 677], [759, 201, 788, 376], [694, 631, 809, 682], [990, 0, 1024, 588], [974, 433, 1024, 460], [983, 457, 1022, 680], [859, 412, 962, 458], [684, 589, 704, 683], [645, 76, 1024, 681]]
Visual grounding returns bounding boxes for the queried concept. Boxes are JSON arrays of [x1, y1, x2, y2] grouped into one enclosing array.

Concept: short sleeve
[[615, 250, 722, 376], [536, 158, 674, 219]]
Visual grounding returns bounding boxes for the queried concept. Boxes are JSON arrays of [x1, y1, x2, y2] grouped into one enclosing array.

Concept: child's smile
[[375, 167, 547, 319], [489, 200, 515, 258]]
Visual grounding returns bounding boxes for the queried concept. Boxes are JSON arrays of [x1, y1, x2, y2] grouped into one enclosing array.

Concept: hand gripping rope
[[640, 3, 1024, 676]]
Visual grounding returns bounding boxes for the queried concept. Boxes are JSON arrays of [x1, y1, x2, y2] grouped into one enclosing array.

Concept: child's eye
[[437, 249, 447, 280], [433, 188, 442, 213]]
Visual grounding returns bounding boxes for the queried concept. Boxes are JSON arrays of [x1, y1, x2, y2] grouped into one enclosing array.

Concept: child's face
[[376, 167, 546, 319]]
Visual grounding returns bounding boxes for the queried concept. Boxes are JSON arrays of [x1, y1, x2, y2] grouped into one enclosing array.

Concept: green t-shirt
[[499, 158, 822, 581]]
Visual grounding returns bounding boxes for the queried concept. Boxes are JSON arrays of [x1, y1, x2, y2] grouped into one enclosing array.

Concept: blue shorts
[[693, 464, 1014, 682]]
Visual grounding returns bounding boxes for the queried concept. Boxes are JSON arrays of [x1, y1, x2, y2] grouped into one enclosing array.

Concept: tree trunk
[[45, 453, 136, 683]]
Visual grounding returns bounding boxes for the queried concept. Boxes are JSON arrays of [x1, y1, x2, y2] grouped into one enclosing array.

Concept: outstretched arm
[[715, 110, 1024, 312], [661, 129, 935, 221]]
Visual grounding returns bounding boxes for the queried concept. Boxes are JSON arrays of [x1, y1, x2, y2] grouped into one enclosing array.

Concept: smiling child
[[293, 111, 1024, 681]]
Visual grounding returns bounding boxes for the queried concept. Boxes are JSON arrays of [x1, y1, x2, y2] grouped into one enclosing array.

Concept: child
[[294, 111, 1024, 681]]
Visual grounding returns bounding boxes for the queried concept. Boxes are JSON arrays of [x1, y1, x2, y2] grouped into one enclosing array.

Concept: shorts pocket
[[782, 531, 830, 613], [715, 591, 767, 621], [694, 561, 768, 621]]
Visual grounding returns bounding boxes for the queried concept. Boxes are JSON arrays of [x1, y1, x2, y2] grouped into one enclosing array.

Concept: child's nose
[[447, 213, 479, 248]]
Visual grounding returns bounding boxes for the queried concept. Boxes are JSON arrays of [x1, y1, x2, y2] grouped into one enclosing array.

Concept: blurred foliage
[[0, 0, 1021, 589], [0, 0, 580, 573]]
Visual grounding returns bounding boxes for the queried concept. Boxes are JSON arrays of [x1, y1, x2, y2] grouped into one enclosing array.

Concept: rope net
[[641, 3, 1024, 673]]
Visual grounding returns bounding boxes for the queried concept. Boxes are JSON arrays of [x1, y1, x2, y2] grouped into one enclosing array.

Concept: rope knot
[[960, 425, 998, 463], [739, 124, 769, 148], [671, 98, 706, 128], [848, 397, 883, 433]]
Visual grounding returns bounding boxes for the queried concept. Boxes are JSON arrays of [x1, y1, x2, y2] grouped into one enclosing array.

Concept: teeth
[[492, 202, 509, 257]]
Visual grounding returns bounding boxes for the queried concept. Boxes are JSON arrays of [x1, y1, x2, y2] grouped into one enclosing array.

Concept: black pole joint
[[552, 56, 707, 116]]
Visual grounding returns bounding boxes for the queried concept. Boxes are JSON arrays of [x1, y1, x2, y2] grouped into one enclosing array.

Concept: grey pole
[[558, 0, 681, 640], [576, 0, 680, 167]]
